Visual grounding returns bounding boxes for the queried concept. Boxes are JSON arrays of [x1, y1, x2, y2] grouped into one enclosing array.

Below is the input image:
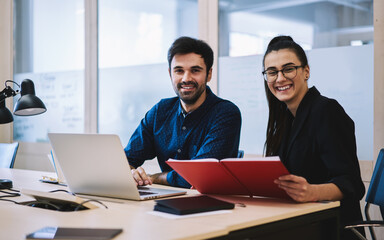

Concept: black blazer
[[278, 87, 365, 226]]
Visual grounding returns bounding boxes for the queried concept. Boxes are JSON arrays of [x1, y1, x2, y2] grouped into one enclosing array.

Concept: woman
[[263, 36, 365, 239]]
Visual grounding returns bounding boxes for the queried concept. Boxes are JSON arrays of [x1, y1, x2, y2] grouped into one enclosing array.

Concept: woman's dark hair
[[263, 36, 308, 156], [167, 36, 214, 75]]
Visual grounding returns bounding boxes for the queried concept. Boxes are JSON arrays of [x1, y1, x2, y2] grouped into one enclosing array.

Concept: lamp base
[[0, 179, 13, 189]]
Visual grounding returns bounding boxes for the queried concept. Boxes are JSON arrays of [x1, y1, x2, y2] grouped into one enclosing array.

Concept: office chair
[[345, 148, 384, 240], [0, 142, 19, 168], [237, 150, 244, 158]]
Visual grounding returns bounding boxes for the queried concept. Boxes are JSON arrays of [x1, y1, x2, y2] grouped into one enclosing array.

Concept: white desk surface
[[0, 168, 340, 240]]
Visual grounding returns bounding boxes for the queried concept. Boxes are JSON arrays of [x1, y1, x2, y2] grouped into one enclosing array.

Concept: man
[[125, 36, 241, 188]]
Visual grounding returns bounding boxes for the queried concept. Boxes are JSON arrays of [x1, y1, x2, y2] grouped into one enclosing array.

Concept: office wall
[[0, 0, 13, 143], [199, 0, 218, 93], [374, 0, 384, 159], [373, 1, 384, 239]]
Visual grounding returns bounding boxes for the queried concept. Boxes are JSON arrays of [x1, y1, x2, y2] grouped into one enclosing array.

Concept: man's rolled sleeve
[[166, 170, 191, 188]]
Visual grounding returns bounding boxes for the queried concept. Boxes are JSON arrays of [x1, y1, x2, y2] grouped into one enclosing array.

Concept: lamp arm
[[0, 86, 18, 103], [0, 80, 20, 102]]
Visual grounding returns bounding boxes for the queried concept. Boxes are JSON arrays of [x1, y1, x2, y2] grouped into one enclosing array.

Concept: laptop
[[48, 133, 187, 201]]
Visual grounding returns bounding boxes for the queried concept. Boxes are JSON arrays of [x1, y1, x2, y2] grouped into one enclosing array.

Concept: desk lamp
[[0, 79, 47, 189]]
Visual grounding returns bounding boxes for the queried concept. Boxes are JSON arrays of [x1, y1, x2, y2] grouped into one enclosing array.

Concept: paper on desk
[[40, 152, 66, 185], [148, 210, 232, 219]]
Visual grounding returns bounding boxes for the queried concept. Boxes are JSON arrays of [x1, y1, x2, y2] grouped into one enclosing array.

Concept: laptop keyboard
[[139, 191, 156, 196], [137, 186, 156, 196]]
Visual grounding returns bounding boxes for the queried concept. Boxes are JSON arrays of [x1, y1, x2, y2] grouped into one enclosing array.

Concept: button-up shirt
[[125, 87, 242, 188]]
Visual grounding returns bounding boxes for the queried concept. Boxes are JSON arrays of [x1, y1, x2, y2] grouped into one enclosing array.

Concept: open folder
[[166, 157, 290, 199]]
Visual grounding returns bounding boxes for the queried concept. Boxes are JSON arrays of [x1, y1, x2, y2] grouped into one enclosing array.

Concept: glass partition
[[13, 0, 85, 142], [218, 0, 373, 57], [98, 0, 198, 145]]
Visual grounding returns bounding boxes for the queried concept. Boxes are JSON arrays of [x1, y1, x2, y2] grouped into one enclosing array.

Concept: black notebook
[[154, 195, 235, 215]]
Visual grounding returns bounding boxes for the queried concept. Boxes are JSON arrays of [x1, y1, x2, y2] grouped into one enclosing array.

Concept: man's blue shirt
[[124, 87, 241, 188]]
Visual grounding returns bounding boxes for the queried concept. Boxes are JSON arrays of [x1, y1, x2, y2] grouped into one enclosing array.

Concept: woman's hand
[[274, 174, 343, 202], [274, 174, 318, 202]]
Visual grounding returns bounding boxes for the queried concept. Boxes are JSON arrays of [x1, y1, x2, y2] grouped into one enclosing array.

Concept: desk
[[0, 168, 340, 240]]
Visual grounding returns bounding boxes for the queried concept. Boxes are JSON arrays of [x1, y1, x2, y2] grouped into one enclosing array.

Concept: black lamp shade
[[13, 79, 47, 116], [0, 100, 13, 124]]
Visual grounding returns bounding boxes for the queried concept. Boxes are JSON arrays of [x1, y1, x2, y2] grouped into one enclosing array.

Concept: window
[[98, 0, 198, 145], [218, 0, 373, 57], [12, 0, 198, 145], [13, 0, 85, 142]]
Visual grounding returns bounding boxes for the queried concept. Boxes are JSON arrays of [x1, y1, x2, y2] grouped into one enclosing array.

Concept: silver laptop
[[48, 133, 186, 201]]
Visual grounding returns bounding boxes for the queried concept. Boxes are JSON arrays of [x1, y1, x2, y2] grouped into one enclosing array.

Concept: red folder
[[166, 157, 290, 199]]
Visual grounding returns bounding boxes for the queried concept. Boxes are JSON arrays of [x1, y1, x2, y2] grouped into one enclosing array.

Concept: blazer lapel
[[284, 87, 319, 158]]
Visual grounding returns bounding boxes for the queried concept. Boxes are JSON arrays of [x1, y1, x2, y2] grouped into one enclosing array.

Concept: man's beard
[[176, 80, 207, 105]]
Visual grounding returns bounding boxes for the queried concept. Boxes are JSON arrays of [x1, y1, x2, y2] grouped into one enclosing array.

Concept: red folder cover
[[166, 157, 290, 199]]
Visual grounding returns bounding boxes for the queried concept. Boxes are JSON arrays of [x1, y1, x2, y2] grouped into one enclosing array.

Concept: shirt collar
[[177, 86, 215, 118], [180, 106, 188, 118]]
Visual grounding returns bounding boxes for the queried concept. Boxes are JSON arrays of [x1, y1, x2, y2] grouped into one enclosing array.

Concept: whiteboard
[[13, 71, 84, 142], [13, 63, 174, 145], [219, 45, 373, 160]]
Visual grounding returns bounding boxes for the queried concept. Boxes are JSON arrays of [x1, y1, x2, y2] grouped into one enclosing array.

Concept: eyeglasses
[[262, 65, 304, 83]]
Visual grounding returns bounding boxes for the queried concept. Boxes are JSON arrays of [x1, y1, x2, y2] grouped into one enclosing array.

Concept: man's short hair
[[167, 36, 214, 74]]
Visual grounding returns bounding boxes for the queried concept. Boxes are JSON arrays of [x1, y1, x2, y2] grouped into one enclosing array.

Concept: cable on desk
[[0, 188, 108, 212], [47, 189, 108, 211], [0, 190, 21, 198], [74, 199, 108, 211], [24, 200, 62, 211], [4, 188, 20, 193], [0, 189, 21, 204], [49, 189, 76, 196], [0, 198, 19, 204]]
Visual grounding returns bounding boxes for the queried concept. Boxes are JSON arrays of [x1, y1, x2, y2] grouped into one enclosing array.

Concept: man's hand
[[148, 172, 169, 185], [130, 166, 152, 186]]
